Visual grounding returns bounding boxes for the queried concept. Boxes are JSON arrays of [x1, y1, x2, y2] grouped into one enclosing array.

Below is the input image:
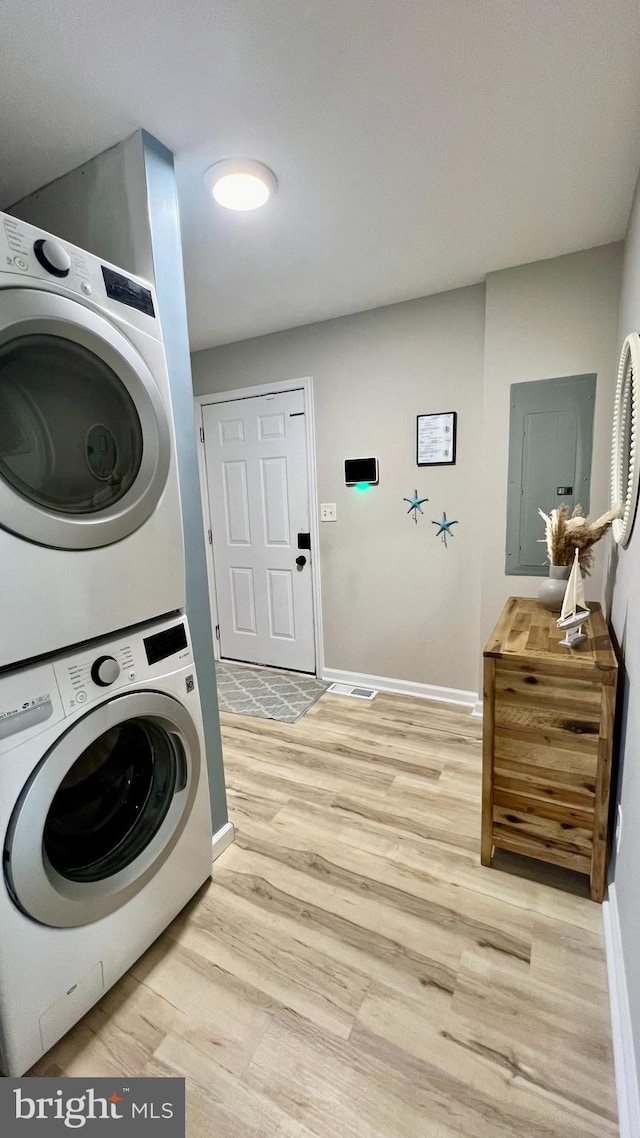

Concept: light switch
[[320, 503, 337, 522]]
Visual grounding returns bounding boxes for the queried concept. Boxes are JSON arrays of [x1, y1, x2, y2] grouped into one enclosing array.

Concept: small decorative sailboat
[[557, 547, 590, 648]]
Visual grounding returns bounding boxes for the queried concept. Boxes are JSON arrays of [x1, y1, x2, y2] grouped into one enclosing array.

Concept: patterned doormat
[[215, 661, 327, 723]]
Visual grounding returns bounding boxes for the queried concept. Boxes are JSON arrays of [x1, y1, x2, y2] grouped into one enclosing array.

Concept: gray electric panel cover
[[505, 373, 596, 575]]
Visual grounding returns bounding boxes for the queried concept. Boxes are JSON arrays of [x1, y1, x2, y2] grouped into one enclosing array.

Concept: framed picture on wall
[[417, 411, 457, 466]]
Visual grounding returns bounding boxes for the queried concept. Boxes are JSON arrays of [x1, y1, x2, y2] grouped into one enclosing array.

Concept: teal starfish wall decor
[[432, 511, 458, 546], [403, 489, 429, 524]]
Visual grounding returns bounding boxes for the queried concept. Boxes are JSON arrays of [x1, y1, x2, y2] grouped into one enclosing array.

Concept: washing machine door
[[4, 691, 202, 928], [0, 288, 171, 550]]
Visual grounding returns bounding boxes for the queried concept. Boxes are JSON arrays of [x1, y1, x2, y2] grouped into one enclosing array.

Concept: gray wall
[[609, 165, 640, 1088], [193, 286, 487, 694], [481, 245, 623, 647], [192, 247, 623, 695], [10, 132, 228, 833]]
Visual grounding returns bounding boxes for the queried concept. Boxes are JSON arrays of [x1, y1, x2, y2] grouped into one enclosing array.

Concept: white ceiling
[[1, 0, 639, 350]]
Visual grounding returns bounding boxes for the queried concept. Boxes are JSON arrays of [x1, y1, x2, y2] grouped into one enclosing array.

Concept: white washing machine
[[0, 210, 185, 669], [0, 613, 212, 1076]]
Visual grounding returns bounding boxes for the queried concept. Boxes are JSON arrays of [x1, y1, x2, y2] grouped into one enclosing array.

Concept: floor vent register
[[326, 683, 377, 700]]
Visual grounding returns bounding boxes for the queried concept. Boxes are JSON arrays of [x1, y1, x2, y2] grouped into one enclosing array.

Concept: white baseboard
[[603, 883, 640, 1138], [471, 700, 484, 718], [212, 821, 235, 861], [321, 666, 477, 710]]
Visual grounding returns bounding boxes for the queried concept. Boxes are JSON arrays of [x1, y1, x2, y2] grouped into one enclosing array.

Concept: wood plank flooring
[[33, 691, 618, 1137]]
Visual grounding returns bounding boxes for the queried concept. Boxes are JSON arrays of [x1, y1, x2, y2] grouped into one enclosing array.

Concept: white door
[[202, 390, 315, 673]]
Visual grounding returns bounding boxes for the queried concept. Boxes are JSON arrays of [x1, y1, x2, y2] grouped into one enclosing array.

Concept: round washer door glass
[[44, 717, 182, 882], [0, 334, 143, 514], [4, 691, 201, 928]]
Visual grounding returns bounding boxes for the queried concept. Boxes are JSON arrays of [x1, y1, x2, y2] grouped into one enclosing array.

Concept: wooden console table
[[481, 597, 617, 901]]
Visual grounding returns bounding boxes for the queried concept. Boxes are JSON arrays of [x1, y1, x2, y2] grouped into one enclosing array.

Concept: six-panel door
[[203, 390, 315, 673]]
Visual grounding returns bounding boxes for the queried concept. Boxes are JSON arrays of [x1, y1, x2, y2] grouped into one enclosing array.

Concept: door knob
[[295, 555, 306, 568]]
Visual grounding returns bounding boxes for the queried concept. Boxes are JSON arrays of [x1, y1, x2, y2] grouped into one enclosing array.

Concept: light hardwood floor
[[33, 691, 618, 1137]]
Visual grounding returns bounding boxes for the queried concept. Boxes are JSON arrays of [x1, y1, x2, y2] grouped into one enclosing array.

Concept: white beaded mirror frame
[[612, 332, 640, 547]]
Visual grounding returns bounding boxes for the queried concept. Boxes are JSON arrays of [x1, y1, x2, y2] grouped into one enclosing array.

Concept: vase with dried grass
[[536, 504, 622, 612]]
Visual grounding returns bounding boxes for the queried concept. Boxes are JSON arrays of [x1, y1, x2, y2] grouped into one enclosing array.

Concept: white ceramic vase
[[537, 564, 570, 612]]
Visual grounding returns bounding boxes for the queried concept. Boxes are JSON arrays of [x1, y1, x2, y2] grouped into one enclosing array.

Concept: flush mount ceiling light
[[204, 158, 277, 211]]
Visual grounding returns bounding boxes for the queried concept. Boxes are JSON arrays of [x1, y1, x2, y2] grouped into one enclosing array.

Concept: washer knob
[[91, 655, 120, 687], [33, 238, 71, 278]]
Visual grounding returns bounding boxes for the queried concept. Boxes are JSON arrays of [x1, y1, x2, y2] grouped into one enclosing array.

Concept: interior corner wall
[[480, 243, 623, 648], [7, 133, 154, 282], [608, 165, 640, 1099], [192, 286, 486, 695], [9, 131, 228, 833]]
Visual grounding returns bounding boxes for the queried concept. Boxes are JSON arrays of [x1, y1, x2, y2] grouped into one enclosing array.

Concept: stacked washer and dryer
[[0, 211, 213, 1075]]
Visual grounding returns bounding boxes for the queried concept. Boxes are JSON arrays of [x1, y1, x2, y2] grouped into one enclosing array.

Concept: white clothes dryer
[[0, 211, 185, 669], [0, 613, 212, 1076]]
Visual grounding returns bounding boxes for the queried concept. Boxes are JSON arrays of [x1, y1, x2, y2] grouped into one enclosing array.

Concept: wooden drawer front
[[494, 663, 603, 711], [494, 727, 599, 774], [493, 791, 593, 872], [493, 763, 596, 809], [490, 825, 592, 875], [494, 664, 602, 743], [493, 700, 601, 742], [494, 728, 598, 807]]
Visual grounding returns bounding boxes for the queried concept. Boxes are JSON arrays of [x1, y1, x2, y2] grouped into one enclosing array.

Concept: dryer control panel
[[2, 213, 91, 291], [0, 209, 159, 338], [54, 616, 192, 715]]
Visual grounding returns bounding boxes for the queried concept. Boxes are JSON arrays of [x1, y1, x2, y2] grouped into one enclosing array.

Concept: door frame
[[194, 376, 324, 677]]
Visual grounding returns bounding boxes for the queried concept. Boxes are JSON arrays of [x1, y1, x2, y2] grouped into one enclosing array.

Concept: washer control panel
[[90, 655, 121, 687], [0, 662, 64, 753], [54, 617, 192, 714]]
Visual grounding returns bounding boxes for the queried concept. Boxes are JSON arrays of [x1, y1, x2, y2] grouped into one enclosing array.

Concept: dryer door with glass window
[[0, 288, 170, 550], [4, 691, 201, 928]]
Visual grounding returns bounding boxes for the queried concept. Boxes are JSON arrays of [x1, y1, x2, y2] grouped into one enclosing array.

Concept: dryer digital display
[[101, 266, 155, 317]]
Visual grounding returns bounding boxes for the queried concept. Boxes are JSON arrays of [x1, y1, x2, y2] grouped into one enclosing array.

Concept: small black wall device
[[344, 457, 379, 485]]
